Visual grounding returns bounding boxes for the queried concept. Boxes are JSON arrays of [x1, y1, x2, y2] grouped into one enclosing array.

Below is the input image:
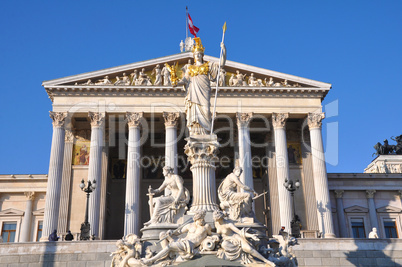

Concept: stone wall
[[1, 239, 402, 267]]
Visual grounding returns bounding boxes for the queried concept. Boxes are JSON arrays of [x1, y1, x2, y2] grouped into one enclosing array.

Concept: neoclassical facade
[[1, 46, 401, 243]]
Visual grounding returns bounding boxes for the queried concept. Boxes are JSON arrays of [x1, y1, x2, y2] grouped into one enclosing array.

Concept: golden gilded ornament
[[188, 62, 209, 77], [165, 62, 179, 86], [192, 37, 205, 54]]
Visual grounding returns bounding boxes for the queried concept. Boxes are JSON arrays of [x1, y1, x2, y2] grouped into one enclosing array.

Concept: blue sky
[[0, 1, 401, 174]]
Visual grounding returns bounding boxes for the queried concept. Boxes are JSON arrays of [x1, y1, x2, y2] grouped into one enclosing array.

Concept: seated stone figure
[[213, 210, 275, 266], [218, 167, 258, 221], [145, 166, 190, 226], [142, 210, 212, 266]]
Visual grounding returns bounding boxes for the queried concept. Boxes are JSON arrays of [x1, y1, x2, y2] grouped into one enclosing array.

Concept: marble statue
[[121, 73, 131, 85], [248, 73, 258, 86], [144, 166, 190, 226], [281, 80, 290, 87], [184, 36, 194, 52], [142, 210, 212, 266], [181, 59, 192, 75], [219, 68, 226, 86], [369, 227, 379, 239], [217, 167, 258, 221], [161, 64, 171, 86], [180, 40, 184, 52], [174, 37, 226, 135], [130, 70, 138, 86], [151, 65, 162, 86], [110, 234, 142, 267], [81, 79, 93, 85], [269, 234, 298, 267], [265, 77, 274, 87], [229, 74, 235, 86], [213, 210, 275, 266], [135, 68, 152, 86], [235, 70, 247, 86], [114, 76, 122, 85], [95, 76, 112, 85]]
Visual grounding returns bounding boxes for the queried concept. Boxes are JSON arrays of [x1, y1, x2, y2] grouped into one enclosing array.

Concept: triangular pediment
[[376, 205, 402, 213], [0, 208, 24, 216], [344, 205, 369, 213], [42, 52, 331, 94]]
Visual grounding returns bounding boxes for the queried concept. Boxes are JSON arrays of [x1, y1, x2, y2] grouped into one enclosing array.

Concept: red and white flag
[[188, 13, 199, 37]]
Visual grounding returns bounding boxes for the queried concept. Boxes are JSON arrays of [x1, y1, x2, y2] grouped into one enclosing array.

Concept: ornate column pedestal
[[272, 113, 293, 233], [87, 112, 105, 238], [366, 190, 379, 233], [20, 192, 35, 242], [41, 112, 67, 241], [124, 112, 143, 236], [334, 190, 348, 237], [184, 135, 220, 213], [308, 113, 335, 238], [237, 113, 254, 206]]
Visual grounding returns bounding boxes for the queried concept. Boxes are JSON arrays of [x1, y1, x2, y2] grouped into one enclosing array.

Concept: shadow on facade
[[344, 239, 401, 267], [42, 241, 56, 267]]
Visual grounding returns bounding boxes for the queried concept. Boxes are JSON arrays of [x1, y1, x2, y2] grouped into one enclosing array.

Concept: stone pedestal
[[184, 135, 220, 213]]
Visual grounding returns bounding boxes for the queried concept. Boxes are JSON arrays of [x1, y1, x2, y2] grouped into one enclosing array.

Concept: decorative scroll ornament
[[236, 112, 253, 128], [65, 129, 74, 142], [24, 191, 35, 201], [49, 112, 67, 127], [334, 190, 344, 199], [163, 112, 180, 127], [366, 190, 376, 199], [307, 112, 325, 129], [126, 112, 143, 128], [88, 112, 105, 127], [272, 113, 289, 128]]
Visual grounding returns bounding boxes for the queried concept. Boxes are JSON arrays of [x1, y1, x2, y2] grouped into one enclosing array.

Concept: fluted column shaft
[[308, 113, 335, 238], [237, 113, 254, 200], [124, 112, 143, 236], [88, 112, 104, 238], [272, 113, 293, 232], [20, 192, 35, 242], [366, 190, 379, 232], [334, 190, 348, 237], [42, 112, 67, 241], [163, 112, 180, 174]]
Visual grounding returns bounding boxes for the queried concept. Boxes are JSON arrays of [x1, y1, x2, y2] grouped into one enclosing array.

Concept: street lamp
[[283, 178, 301, 238], [79, 179, 96, 240]]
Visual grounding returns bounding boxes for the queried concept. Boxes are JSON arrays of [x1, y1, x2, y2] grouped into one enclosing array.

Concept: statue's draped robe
[[183, 61, 219, 135]]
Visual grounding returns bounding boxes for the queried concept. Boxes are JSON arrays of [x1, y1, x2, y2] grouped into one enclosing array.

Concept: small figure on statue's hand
[[48, 230, 59, 241]]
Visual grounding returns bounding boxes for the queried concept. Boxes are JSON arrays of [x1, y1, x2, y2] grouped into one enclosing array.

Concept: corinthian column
[[87, 112, 105, 238], [308, 113, 335, 238], [366, 190, 379, 232], [41, 112, 67, 241], [124, 112, 143, 236], [272, 113, 293, 232], [236, 113, 254, 204], [163, 112, 180, 174], [20, 192, 35, 242], [334, 190, 348, 237]]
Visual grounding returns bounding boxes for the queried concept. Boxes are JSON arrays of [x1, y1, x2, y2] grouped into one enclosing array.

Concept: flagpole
[[186, 7, 189, 39], [210, 22, 227, 137]]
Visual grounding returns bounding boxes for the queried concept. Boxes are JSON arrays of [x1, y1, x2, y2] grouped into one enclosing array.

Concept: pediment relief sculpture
[[344, 205, 369, 213]]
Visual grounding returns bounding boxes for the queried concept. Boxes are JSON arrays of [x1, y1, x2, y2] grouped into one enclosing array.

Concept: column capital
[[24, 191, 35, 201], [272, 113, 289, 129], [366, 190, 376, 199], [49, 112, 67, 127], [65, 129, 74, 142], [163, 112, 180, 127], [126, 112, 144, 128], [307, 113, 325, 129], [88, 112, 105, 127], [236, 112, 253, 128], [334, 190, 344, 199]]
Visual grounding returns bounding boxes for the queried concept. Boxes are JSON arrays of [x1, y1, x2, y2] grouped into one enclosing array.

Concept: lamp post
[[79, 179, 96, 240], [283, 178, 301, 238]]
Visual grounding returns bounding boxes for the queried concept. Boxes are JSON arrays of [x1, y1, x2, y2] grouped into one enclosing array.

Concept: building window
[[351, 219, 366, 238], [384, 219, 399, 238], [1, 222, 17, 243], [36, 221, 43, 241]]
